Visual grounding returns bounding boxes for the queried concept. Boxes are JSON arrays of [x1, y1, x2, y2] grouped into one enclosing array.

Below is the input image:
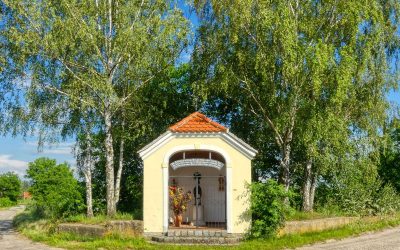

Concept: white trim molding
[[162, 144, 232, 168], [138, 132, 257, 160], [170, 159, 224, 170]]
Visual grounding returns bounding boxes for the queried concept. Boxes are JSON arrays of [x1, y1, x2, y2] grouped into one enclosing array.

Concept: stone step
[[166, 229, 230, 237], [151, 235, 241, 245]]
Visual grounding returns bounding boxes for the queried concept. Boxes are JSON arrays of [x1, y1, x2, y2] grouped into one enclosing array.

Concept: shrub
[[248, 180, 293, 238], [0, 197, 15, 207], [0, 172, 21, 201], [26, 157, 84, 219], [317, 159, 400, 216], [372, 183, 400, 215]]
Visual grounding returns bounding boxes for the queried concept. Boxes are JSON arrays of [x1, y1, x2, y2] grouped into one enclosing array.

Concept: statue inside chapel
[[192, 171, 205, 226], [193, 172, 202, 205]]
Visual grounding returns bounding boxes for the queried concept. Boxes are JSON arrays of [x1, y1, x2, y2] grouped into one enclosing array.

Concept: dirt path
[[296, 226, 400, 250], [0, 206, 61, 250]]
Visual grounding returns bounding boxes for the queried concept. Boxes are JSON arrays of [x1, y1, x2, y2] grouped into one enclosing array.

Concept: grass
[[18, 199, 33, 205], [0, 199, 31, 210], [286, 210, 345, 221], [13, 210, 400, 250], [63, 213, 134, 225]]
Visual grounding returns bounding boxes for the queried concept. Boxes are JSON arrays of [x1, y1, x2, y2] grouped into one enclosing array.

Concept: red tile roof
[[169, 112, 228, 133]]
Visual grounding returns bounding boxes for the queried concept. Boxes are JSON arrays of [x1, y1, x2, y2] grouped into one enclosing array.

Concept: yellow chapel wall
[[142, 136, 252, 234]]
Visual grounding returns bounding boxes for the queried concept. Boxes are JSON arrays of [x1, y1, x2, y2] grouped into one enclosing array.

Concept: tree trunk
[[279, 144, 291, 192], [114, 118, 125, 207], [83, 125, 94, 218], [302, 159, 318, 212], [302, 159, 312, 212], [104, 109, 116, 217], [84, 170, 94, 218], [309, 172, 318, 211]]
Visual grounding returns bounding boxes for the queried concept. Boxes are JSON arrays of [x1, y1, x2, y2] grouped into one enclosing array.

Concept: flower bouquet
[[169, 186, 192, 227]]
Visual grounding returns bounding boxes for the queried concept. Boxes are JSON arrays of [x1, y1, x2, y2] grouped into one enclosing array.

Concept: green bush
[[0, 172, 21, 202], [373, 183, 400, 215], [0, 197, 15, 207], [26, 157, 84, 219], [317, 159, 400, 216], [248, 180, 293, 238]]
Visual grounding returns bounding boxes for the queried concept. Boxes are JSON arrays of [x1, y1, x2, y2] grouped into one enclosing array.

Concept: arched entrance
[[168, 150, 227, 230]]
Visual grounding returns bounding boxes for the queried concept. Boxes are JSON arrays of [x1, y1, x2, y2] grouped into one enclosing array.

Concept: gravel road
[[0, 205, 61, 250], [297, 226, 400, 250]]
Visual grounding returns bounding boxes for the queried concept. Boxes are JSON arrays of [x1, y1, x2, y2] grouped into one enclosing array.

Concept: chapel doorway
[[168, 150, 227, 229]]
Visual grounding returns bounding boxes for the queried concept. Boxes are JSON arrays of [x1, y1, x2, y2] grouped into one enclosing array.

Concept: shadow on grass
[[13, 207, 44, 229]]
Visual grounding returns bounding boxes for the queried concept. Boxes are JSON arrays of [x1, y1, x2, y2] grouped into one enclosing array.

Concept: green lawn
[[63, 213, 135, 225], [286, 210, 345, 221], [13, 210, 400, 250]]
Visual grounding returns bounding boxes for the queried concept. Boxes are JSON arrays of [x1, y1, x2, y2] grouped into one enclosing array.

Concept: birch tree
[[192, 0, 399, 194], [75, 111, 98, 217], [2, 0, 189, 216]]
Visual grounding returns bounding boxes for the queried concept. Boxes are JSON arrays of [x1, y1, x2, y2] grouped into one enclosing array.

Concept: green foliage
[[374, 184, 400, 215], [1, 0, 191, 216], [248, 180, 294, 238], [26, 157, 84, 219], [0, 197, 15, 207], [0, 172, 21, 202], [1, 0, 190, 144], [379, 125, 400, 192], [317, 159, 400, 216], [193, 0, 400, 211]]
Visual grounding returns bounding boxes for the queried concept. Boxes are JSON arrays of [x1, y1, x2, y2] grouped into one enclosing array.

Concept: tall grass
[[286, 210, 346, 221], [63, 213, 134, 224]]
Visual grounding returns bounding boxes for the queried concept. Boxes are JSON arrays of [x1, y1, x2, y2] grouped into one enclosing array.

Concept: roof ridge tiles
[[169, 111, 228, 133]]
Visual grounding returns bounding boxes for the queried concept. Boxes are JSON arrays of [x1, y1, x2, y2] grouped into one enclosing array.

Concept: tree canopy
[[191, 0, 400, 208], [26, 157, 84, 218], [0, 172, 21, 202], [1, 0, 190, 216]]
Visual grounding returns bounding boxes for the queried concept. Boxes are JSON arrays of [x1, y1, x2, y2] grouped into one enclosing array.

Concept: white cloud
[[0, 155, 28, 177]]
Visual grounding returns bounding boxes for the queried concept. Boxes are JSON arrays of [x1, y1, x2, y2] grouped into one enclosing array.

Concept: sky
[[388, 90, 400, 104], [0, 2, 398, 178], [0, 136, 75, 177]]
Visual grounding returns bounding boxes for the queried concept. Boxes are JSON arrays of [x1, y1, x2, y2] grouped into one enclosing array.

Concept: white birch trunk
[[302, 159, 313, 212], [302, 159, 318, 212], [84, 129, 94, 218], [309, 172, 317, 211], [279, 144, 291, 192], [104, 108, 116, 217], [84, 168, 94, 217], [114, 120, 125, 207]]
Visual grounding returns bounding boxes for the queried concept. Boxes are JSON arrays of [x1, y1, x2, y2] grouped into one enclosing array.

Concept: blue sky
[[0, 136, 75, 177], [388, 89, 400, 104], [0, 2, 398, 178]]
